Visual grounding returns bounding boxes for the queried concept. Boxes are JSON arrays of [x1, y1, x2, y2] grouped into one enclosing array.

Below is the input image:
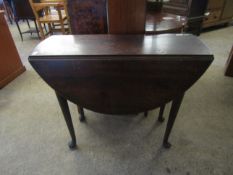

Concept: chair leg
[[26, 19, 32, 35], [38, 22, 45, 39], [34, 20, 40, 39], [44, 23, 47, 33], [67, 19, 71, 34], [61, 21, 65, 34], [144, 111, 148, 117], [48, 23, 53, 35], [15, 20, 23, 41], [52, 22, 55, 30]]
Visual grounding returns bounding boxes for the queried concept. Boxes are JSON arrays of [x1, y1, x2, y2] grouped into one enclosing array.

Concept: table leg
[[163, 93, 184, 149], [158, 104, 165, 122], [145, 103, 166, 119], [56, 92, 77, 149], [77, 105, 85, 122]]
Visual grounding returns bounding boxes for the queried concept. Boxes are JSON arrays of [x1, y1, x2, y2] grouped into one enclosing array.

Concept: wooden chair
[[29, 0, 70, 39], [12, 0, 41, 40]]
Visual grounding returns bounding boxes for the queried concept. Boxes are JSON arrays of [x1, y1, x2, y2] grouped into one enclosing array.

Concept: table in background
[[146, 12, 187, 35]]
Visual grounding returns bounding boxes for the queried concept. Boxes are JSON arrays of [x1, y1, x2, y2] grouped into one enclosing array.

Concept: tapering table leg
[[77, 105, 85, 122], [163, 93, 184, 149], [56, 92, 77, 149], [158, 104, 165, 122], [144, 111, 148, 117]]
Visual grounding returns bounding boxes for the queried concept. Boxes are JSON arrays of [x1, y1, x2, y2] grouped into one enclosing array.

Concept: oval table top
[[31, 34, 210, 57], [146, 12, 187, 35], [29, 34, 213, 114]]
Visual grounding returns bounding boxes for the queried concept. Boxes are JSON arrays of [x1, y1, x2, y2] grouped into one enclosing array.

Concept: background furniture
[[163, 0, 208, 35], [163, 0, 233, 32], [108, 0, 146, 34], [67, 0, 107, 34], [67, 0, 146, 34], [163, 0, 188, 16], [68, 0, 192, 35], [147, 0, 164, 12], [146, 12, 187, 34], [225, 46, 233, 77], [0, 10, 25, 88], [12, 0, 40, 40], [29, 0, 70, 39], [203, 0, 233, 28], [1, 0, 14, 24], [0, 1, 4, 11]]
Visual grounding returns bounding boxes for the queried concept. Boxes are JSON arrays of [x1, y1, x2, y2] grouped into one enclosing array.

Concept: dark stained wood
[[29, 34, 213, 114], [225, 45, 233, 77], [163, 93, 184, 148], [67, 0, 107, 34], [158, 104, 165, 122], [146, 12, 187, 34], [108, 0, 146, 34], [29, 34, 214, 148], [29, 34, 213, 57], [12, 0, 34, 19], [77, 105, 85, 122], [56, 91, 77, 149]]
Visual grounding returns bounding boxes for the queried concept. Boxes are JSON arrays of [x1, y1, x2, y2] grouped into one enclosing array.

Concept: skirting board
[[0, 66, 26, 89]]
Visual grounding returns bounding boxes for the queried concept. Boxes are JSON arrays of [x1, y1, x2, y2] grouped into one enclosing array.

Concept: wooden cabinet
[[203, 0, 233, 28], [203, 10, 222, 24], [222, 0, 233, 19], [207, 0, 224, 9], [0, 10, 26, 88]]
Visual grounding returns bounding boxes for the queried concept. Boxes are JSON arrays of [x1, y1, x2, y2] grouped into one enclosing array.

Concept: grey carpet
[[0, 21, 233, 175]]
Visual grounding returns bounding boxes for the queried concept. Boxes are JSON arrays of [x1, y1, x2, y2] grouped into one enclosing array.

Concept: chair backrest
[[66, 0, 107, 34], [28, 0, 43, 20], [29, 0, 67, 19], [12, 0, 34, 19]]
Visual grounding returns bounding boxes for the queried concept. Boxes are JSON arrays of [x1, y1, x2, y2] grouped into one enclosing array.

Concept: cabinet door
[[207, 0, 225, 10], [221, 0, 233, 19]]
